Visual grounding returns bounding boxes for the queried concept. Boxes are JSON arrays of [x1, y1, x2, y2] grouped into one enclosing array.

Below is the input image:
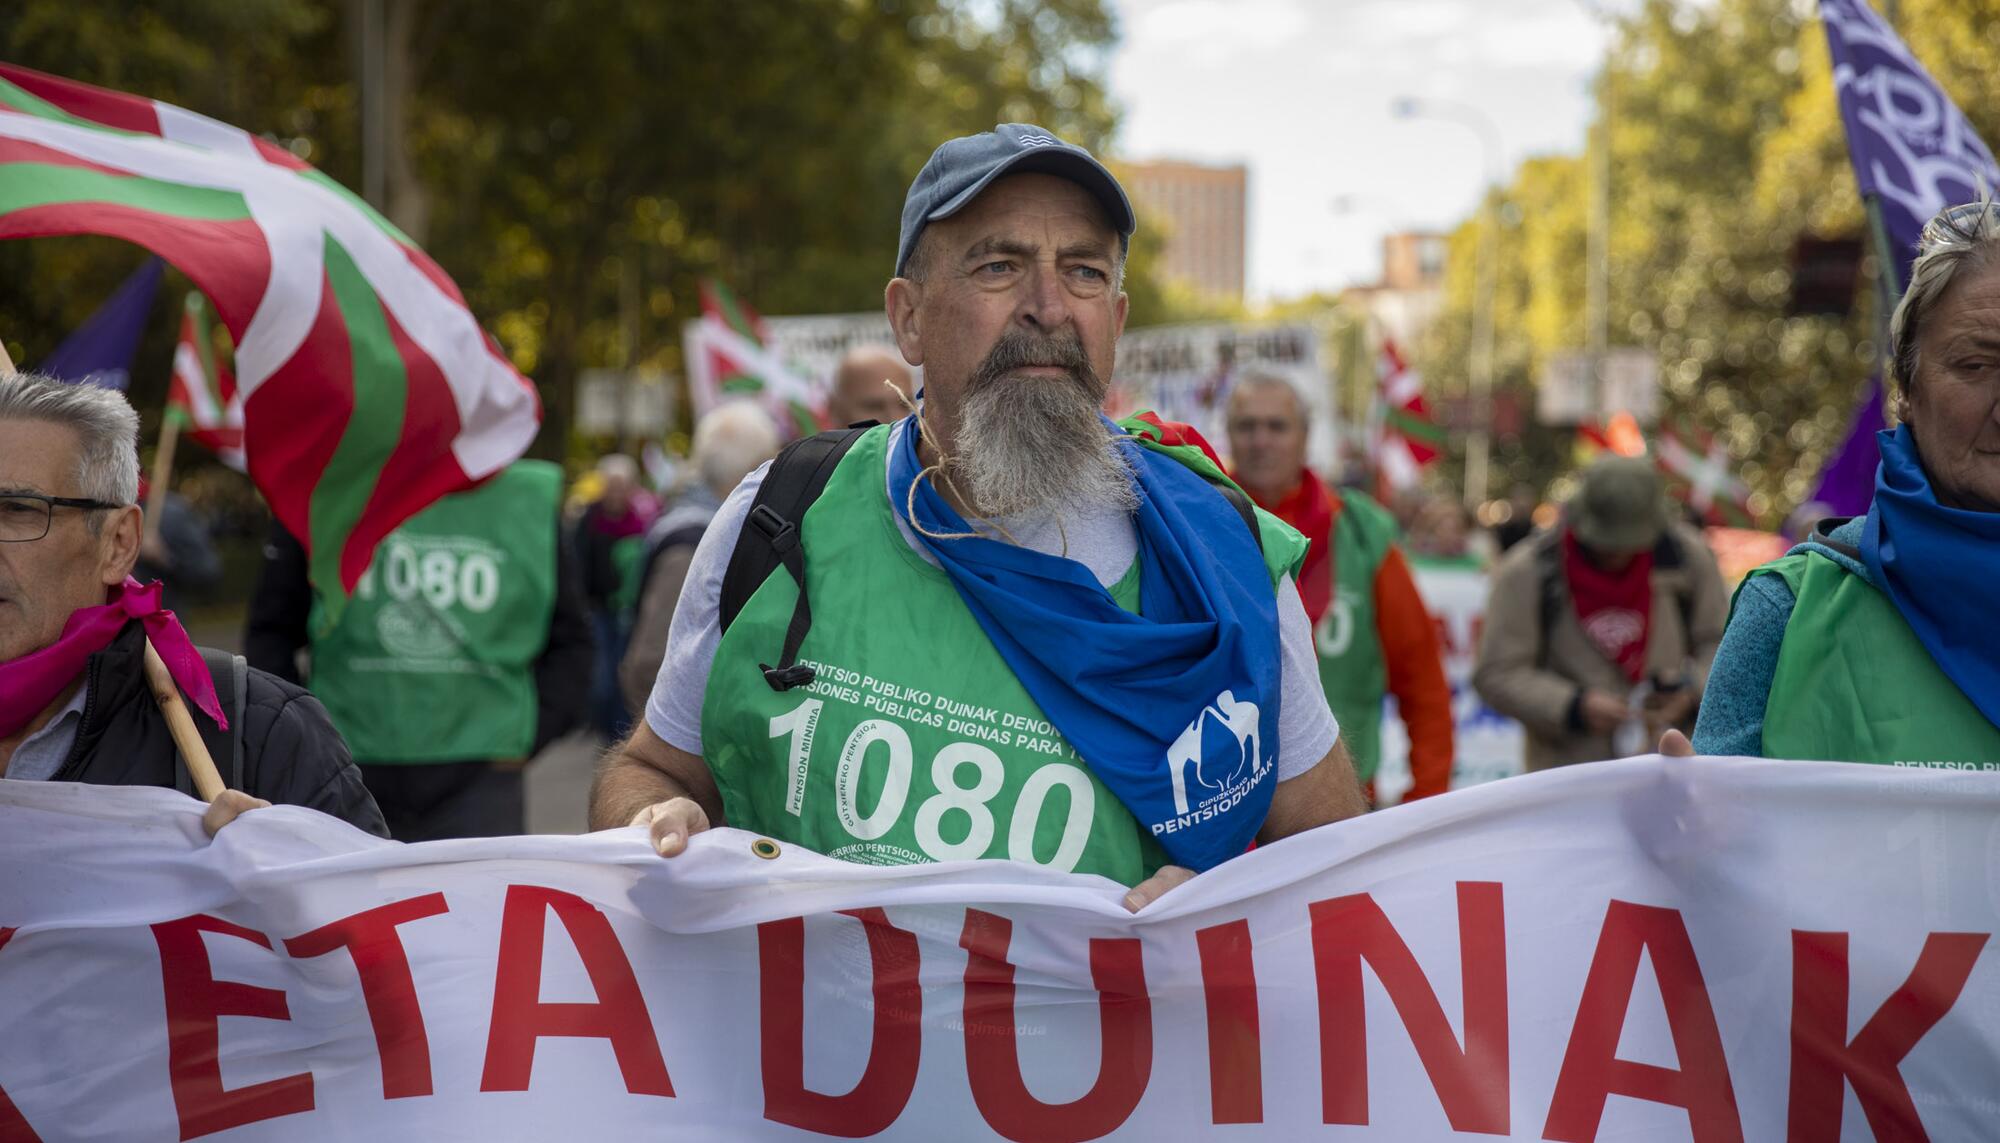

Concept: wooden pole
[[0, 332, 227, 801], [143, 642, 226, 801], [143, 414, 181, 549]]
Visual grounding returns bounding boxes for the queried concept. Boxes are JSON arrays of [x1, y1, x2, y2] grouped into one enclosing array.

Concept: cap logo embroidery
[[1015, 133, 1060, 148]]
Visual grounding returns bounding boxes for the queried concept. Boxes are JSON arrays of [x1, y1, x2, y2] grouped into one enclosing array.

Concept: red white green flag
[[1371, 336, 1443, 491], [1655, 420, 1755, 527], [688, 277, 819, 436], [0, 64, 541, 599], [167, 291, 245, 471]]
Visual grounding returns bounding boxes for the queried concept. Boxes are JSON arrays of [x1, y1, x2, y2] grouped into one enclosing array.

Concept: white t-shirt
[[644, 420, 1338, 781]]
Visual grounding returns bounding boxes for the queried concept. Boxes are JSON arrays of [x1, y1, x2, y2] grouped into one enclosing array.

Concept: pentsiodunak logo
[[1015, 133, 1060, 148], [1167, 690, 1261, 816]]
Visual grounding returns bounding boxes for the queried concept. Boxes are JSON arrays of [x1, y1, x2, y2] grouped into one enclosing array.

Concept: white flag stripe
[[170, 340, 222, 427]]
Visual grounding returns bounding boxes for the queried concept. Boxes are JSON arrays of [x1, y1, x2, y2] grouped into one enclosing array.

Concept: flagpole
[[143, 412, 181, 551], [0, 333, 226, 802]]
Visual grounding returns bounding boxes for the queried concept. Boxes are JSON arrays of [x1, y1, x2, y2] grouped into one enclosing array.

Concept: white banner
[[683, 312, 901, 423], [2, 758, 1996, 1141], [1376, 560, 1526, 804], [1106, 322, 1335, 474]]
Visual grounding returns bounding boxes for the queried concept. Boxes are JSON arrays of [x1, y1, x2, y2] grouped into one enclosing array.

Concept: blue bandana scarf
[[888, 415, 1282, 871], [1861, 424, 2000, 733]]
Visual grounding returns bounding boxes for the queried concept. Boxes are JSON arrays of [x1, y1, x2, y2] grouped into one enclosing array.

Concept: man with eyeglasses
[[0, 372, 385, 836]]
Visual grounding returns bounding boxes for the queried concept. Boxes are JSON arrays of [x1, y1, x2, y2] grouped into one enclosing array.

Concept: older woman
[[1691, 202, 2000, 763]]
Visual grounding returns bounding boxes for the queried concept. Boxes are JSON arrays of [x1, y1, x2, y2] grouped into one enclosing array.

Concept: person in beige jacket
[[1473, 457, 1728, 770]]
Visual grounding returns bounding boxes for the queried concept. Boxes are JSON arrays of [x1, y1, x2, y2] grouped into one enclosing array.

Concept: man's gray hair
[[0, 372, 142, 523], [692, 400, 781, 496], [1229, 371, 1310, 423], [1892, 199, 2000, 392]]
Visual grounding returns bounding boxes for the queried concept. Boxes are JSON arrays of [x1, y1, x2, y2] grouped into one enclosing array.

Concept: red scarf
[[1246, 469, 1336, 625], [1562, 531, 1652, 683], [0, 578, 224, 739]]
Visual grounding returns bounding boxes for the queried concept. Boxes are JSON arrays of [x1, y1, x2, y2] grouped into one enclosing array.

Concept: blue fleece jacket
[[1690, 518, 1871, 756]]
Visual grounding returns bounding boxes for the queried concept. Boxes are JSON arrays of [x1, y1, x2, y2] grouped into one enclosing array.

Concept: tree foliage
[[1418, 0, 2000, 515], [2, 0, 1122, 456]]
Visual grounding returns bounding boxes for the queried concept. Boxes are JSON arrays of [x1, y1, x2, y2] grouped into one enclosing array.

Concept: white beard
[[948, 372, 1138, 522]]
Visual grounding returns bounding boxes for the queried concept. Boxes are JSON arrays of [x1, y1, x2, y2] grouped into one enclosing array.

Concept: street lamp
[[1392, 96, 1503, 506]]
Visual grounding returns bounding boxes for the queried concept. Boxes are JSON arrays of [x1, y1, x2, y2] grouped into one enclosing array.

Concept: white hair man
[[824, 344, 916, 429], [593, 124, 1364, 912], [0, 372, 384, 836], [618, 401, 782, 710]]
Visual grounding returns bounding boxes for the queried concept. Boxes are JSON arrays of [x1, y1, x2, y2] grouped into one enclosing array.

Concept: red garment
[[1245, 468, 1336, 624], [0, 578, 223, 738], [1562, 531, 1653, 683]]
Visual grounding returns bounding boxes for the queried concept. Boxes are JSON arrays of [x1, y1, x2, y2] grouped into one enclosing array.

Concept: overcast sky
[[1106, 0, 1650, 301]]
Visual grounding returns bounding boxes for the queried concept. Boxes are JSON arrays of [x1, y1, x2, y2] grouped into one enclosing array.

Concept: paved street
[[524, 730, 601, 835]]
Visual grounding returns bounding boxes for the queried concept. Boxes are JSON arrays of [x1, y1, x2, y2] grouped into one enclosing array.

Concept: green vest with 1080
[[701, 425, 1307, 888], [1751, 551, 2000, 764], [1310, 491, 1399, 784], [307, 460, 561, 763]]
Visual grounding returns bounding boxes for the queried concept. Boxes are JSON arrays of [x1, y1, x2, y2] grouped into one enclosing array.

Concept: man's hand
[[1579, 690, 1632, 734], [1658, 728, 1695, 757], [201, 789, 270, 837], [589, 721, 725, 848], [1123, 865, 1195, 913], [629, 797, 711, 857]]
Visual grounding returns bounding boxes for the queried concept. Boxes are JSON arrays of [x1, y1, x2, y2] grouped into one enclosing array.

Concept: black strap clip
[[760, 662, 818, 691], [747, 504, 799, 554]]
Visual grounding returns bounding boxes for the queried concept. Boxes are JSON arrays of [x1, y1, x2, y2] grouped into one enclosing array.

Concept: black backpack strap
[[228, 653, 247, 791], [1809, 516, 1862, 561], [189, 648, 247, 793], [719, 427, 873, 691]]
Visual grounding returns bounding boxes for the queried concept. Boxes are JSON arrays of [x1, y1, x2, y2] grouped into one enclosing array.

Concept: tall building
[[1116, 159, 1248, 302], [1340, 231, 1447, 346]]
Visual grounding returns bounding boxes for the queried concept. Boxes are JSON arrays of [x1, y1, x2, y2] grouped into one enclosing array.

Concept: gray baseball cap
[[1569, 455, 1670, 555], [896, 123, 1136, 278]]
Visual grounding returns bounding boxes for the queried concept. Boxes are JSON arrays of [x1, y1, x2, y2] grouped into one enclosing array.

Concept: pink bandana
[[0, 578, 225, 739]]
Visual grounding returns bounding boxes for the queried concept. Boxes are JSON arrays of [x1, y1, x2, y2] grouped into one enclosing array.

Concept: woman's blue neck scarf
[[1861, 424, 2000, 732], [888, 415, 1282, 871]]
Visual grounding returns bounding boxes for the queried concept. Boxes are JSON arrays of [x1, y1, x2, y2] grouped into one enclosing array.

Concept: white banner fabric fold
[[1, 756, 1996, 1141]]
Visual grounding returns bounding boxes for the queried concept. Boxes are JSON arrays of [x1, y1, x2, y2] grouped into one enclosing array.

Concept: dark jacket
[[244, 518, 593, 759], [56, 622, 388, 836]]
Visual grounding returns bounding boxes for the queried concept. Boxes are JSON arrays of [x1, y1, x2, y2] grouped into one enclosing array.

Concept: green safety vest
[[1755, 551, 2000, 765], [307, 460, 562, 763], [1311, 491, 1401, 783], [701, 425, 1305, 888]]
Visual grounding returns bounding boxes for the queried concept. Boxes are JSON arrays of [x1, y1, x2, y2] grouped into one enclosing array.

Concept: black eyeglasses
[[0, 493, 126, 543]]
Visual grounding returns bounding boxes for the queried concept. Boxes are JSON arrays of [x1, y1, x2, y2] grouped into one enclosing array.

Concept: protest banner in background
[[684, 309, 901, 430], [3, 757, 1995, 1141], [1375, 557, 1526, 804], [1107, 322, 1335, 474]]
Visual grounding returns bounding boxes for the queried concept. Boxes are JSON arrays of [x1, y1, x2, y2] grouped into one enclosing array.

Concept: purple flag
[[36, 258, 162, 390], [1814, 2, 2000, 511], [1806, 374, 1886, 520], [1820, 0, 2000, 290]]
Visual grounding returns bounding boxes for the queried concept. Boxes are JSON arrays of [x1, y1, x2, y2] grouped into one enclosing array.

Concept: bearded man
[[590, 125, 1363, 910]]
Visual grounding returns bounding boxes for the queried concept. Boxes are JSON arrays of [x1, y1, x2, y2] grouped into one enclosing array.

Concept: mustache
[[967, 328, 1102, 397]]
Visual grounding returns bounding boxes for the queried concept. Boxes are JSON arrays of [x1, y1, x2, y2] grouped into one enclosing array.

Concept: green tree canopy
[[1419, 0, 2000, 517]]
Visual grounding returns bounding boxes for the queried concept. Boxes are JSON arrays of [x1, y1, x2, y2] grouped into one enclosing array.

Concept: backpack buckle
[[760, 662, 818, 691], [747, 504, 800, 556]]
